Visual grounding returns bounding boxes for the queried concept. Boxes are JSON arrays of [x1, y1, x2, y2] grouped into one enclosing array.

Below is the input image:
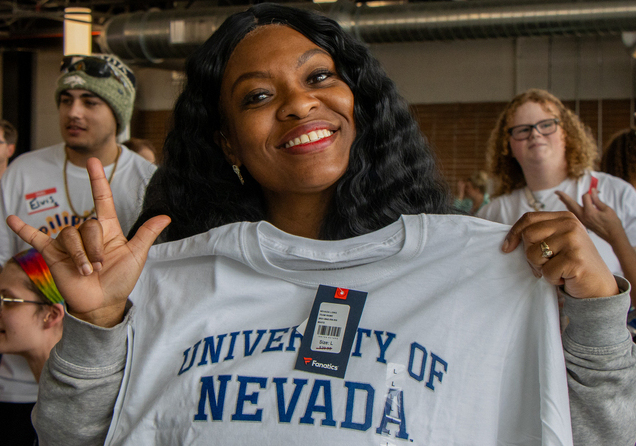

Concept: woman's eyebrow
[[231, 71, 272, 95], [296, 48, 330, 68]]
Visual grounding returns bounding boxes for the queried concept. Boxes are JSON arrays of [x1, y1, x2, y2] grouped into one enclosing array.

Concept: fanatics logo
[[310, 359, 338, 371], [334, 288, 348, 300], [303, 357, 312, 365]]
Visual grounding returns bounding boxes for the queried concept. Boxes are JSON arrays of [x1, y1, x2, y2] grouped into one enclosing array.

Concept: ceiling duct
[[98, 0, 636, 64]]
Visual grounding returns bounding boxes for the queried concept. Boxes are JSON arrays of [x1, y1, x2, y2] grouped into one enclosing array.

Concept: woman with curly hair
[[6, 6, 634, 445], [478, 89, 636, 309]]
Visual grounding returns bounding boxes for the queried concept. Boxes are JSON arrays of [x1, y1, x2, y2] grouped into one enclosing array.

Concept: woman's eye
[[308, 70, 334, 84], [242, 91, 270, 106]]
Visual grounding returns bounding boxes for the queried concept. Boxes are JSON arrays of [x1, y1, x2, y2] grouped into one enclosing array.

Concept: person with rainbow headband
[[0, 248, 63, 445]]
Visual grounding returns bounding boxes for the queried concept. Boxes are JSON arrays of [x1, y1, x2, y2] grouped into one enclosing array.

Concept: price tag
[[294, 285, 367, 379]]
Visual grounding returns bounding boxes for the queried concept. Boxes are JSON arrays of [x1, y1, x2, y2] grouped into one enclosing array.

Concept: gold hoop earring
[[232, 165, 245, 186]]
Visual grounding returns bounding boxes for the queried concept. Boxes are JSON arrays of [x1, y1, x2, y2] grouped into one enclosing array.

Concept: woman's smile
[[282, 128, 334, 149]]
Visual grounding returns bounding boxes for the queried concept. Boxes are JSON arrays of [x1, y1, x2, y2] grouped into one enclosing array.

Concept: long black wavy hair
[[131, 3, 451, 242]]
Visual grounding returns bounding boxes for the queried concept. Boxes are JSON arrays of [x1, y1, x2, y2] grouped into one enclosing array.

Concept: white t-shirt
[[104, 215, 573, 445], [477, 171, 636, 276], [0, 143, 155, 403]]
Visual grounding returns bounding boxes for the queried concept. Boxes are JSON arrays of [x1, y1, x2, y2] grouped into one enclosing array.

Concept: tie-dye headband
[[12, 248, 63, 305]]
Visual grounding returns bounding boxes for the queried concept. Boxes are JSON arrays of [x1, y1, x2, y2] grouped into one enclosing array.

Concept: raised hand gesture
[[556, 188, 636, 305], [6, 158, 170, 327], [555, 188, 624, 244]]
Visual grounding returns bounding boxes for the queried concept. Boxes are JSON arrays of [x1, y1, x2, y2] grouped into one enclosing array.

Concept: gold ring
[[540, 241, 553, 259]]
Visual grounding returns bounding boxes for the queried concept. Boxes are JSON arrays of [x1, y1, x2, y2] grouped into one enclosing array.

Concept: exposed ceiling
[[3, 0, 636, 59], [0, 0, 260, 49]]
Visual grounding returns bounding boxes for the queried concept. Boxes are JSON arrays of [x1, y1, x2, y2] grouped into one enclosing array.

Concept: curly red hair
[[486, 89, 597, 196]]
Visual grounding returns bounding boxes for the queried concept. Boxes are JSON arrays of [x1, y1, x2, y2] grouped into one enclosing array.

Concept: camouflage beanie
[[55, 54, 136, 133]]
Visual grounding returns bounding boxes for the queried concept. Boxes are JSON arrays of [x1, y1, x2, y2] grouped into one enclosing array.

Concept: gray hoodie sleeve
[[32, 302, 134, 446], [562, 276, 636, 446]]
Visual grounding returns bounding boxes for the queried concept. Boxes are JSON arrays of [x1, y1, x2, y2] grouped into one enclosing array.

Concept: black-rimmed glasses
[[508, 118, 560, 141], [0, 294, 51, 309], [60, 55, 136, 88]]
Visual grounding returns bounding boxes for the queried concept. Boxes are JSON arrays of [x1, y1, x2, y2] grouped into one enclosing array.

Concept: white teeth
[[284, 129, 333, 148]]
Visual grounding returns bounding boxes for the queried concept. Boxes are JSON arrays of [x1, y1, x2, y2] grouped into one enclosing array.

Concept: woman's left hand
[[502, 211, 618, 299], [555, 188, 623, 245]]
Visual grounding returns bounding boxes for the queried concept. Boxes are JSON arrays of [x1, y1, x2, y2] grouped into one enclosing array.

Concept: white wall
[[371, 34, 634, 103], [30, 33, 635, 150]]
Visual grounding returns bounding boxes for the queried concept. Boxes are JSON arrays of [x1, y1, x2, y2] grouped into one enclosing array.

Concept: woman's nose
[[277, 88, 320, 120], [528, 126, 543, 139]]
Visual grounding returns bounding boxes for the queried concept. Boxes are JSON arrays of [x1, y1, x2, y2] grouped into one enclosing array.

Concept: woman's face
[[219, 25, 356, 200], [0, 263, 47, 355], [508, 101, 567, 173]]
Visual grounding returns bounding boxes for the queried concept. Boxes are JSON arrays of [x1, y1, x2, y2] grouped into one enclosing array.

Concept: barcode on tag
[[310, 302, 349, 354], [317, 325, 341, 337]]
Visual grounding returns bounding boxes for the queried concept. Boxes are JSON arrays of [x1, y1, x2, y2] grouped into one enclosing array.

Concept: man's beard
[[65, 143, 92, 154]]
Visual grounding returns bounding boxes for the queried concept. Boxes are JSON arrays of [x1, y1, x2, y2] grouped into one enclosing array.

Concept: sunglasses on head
[[60, 55, 136, 88]]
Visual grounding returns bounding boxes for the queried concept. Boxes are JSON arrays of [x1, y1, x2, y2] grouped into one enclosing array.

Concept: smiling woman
[[0, 249, 64, 381], [0, 248, 63, 446], [7, 4, 636, 446]]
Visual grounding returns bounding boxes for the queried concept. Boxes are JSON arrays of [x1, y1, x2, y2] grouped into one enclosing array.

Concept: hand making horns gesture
[[502, 211, 619, 299], [6, 158, 171, 328]]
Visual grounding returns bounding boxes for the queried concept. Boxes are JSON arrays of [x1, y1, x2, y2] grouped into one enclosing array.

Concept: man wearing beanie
[[0, 54, 156, 435]]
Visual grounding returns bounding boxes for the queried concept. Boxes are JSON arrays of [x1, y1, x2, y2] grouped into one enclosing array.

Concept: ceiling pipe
[[98, 0, 636, 65]]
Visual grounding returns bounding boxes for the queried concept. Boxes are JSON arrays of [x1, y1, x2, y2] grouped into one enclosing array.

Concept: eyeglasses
[[0, 294, 51, 309], [60, 55, 136, 88], [507, 118, 560, 141]]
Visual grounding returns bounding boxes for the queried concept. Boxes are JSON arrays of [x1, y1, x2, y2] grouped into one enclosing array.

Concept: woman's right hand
[[6, 158, 171, 328]]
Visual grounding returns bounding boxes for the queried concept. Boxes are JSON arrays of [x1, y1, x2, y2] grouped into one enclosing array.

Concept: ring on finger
[[540, 241, 553, 259]]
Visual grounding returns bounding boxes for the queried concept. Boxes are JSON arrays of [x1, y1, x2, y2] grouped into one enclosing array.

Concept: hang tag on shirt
[[294, 285, 367, 379]]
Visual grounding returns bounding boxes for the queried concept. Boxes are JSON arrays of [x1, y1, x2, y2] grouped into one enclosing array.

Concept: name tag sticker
[[295, 285, 367, 379], [25, 188, 60, 215]]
